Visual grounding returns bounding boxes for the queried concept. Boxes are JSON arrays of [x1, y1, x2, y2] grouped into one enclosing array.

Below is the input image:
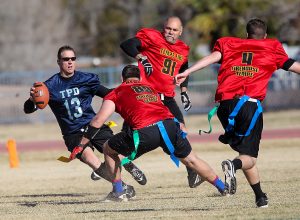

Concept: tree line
[[0, 0, 299, 72]]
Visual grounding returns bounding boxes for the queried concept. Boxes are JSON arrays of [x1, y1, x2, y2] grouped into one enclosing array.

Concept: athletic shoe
[[219, 133, 233, 145], [256, 193, 268, 208], [122, 184, 136, 200], [91, 171, 101, 180], [187, 167, 204, 188], [219, 184, 230, 196], [123, 162, 147, 185], [221, 159, 237, 195], [91, 163, 111, 182], [104, 191, 128, 202]]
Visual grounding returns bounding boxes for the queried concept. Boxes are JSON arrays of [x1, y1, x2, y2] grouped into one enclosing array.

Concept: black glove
[[181, 91, 192, 111], [139, 57, 153, 76]]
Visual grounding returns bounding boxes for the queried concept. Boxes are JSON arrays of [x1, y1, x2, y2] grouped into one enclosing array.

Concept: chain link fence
[[0, 66, 299, 124]]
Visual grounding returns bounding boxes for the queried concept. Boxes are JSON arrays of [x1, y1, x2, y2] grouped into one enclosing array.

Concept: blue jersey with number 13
[[45, 71, 100, 135]]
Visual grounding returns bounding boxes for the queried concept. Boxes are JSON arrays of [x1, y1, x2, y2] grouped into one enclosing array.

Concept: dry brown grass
[[0, 110, 300, 219], [0, 139, 300, 220]]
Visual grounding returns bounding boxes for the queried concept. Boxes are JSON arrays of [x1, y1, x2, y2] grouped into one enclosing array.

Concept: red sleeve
[[136, 28, 163, 49], [213, 39, 222, 52], [274, 40, 289, 69]]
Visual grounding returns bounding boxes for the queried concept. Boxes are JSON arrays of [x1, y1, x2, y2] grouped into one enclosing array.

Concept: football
[[32, 82, 49, 109]]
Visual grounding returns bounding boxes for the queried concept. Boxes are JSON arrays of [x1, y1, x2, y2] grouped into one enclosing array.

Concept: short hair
[[246, 18, 267, 39], [57, 45, 76, 60], [122, 65, 140, 80]]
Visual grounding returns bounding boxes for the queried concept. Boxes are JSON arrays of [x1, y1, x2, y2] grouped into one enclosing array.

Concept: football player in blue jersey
[[24, 45, 147, 199]]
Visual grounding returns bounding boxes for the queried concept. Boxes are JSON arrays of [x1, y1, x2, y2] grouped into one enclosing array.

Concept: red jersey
[[104, 80, 174, 130], [213, 37, 289, 101], [136, 28, 189, 97]]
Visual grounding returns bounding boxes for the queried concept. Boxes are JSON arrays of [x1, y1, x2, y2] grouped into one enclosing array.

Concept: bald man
[[120, 16, 202, 188]]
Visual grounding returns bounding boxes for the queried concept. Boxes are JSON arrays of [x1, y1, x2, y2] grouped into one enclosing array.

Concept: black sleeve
[[179, 62, 189, 88], [282, 58, 295, 71], [24, 98, 37, 114], [180, 75, 189, 88], [95, 84, 114, 98], [120, 37, 142, 58]]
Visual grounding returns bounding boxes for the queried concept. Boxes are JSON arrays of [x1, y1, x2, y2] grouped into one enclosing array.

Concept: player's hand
[[29, 86, 36, 101], [139, 57, 153, 76], [69, 146, 84, 160], [181, 91, 192, 111], [175, 71, 189, 86]]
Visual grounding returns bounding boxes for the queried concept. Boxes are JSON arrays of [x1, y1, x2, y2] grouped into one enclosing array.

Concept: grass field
[[0, 110, 300, 219]]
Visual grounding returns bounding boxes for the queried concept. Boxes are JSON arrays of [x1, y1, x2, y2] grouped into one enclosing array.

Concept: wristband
[[83, 124, 101, 140]]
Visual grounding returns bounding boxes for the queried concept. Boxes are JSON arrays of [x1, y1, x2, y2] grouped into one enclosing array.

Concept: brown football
[[33, 82, 49, 109]]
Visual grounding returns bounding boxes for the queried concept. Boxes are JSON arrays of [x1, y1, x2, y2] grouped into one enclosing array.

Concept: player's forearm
[[95, 85, 113, 98], [180, 87, 187, 93], [120, 37, 142, 58], [288, 61, 300, 75], [187, 51, 221, 75], [91, 100, 115, 128], [180, 75, 189, 89]]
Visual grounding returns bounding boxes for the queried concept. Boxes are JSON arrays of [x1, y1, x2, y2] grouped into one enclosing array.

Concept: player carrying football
[[23, 45, 147, 199]]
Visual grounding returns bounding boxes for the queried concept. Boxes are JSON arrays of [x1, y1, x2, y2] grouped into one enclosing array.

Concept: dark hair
[[57, 45, 76, 60], [122, 65, 140, 80], [246, 18, 267, 39]]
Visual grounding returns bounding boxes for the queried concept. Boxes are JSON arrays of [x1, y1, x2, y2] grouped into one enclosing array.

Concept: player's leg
[[91, 124, 147, 185], [180, 151, 229, 195], [218, 100, 267, 206], [102, 141, 128, 202], [165, 119, 229, 195], [103, 127, 161, 202], [239, 155, 268, 208], [64, 131, 135, 200], [102, 131, 142, 202], [80, 146, 101, 169], [64, 133, 102, 169], [163, 97, 203, 188]]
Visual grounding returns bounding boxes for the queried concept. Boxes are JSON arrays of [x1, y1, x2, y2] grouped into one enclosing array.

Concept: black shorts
[[108, 119, 192, 159], [162, 96, 185, 124], [63, 124, 113, 153], [217, 99, 263, 158]]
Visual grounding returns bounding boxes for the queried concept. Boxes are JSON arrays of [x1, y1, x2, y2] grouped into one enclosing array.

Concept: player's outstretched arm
[[95, 85, 114, 98], [120, 37, 142, 58], [80, 100, 116, 146], [175, 51, 222, 86], [288, 61, 300, 75]]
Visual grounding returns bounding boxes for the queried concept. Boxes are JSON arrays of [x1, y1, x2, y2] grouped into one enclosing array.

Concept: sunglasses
[[61, 57, 76, 62]]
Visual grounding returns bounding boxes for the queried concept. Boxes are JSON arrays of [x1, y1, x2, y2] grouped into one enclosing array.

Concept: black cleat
[[187, 167, 204, 188], [122, 184, 136, 200], [103, 191, 128, 202], [123, 162, 147, 185], [256, 193, 268, 208]]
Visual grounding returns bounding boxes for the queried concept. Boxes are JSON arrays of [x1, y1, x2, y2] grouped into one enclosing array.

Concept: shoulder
[[44, 73, 60, 87], [175, 39, 189, 50], [75, 70, 95, 76], [136, 28, 163, 40], [75, 71, 99, 81], [217, 37, 241, 43], [137, 28, 161, 36], [263, 38, 283, 46]]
